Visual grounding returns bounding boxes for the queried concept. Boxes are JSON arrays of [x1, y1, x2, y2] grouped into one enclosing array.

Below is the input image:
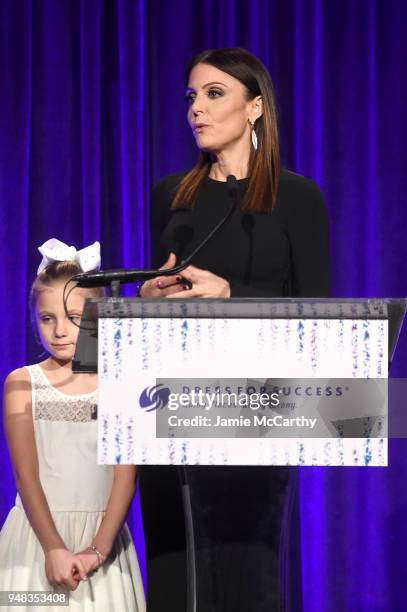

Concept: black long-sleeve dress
[[139, 169, 331, 612]]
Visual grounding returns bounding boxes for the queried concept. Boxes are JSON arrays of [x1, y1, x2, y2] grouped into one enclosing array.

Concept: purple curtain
[[1, 1, 406, 609]]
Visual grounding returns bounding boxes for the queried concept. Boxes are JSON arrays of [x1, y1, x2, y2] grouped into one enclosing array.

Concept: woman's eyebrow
[[186, 81, 228, 92]]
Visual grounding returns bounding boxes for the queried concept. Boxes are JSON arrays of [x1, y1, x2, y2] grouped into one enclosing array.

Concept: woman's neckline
[[206, 175, 249, 185]]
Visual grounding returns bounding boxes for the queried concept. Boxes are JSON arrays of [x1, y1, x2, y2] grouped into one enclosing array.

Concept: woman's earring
[[250, 120, 258, 151]]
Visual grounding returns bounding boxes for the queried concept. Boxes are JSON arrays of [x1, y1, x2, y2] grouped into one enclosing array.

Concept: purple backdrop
[[1, 1, 406, 609]]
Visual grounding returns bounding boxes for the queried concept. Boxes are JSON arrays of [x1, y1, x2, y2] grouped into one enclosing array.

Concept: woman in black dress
[[139, 48, 330, 612]]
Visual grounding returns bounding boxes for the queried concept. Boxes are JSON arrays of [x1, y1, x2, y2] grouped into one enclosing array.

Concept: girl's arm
[[76, 465, 137, 571], [3, 368, 87, 589]]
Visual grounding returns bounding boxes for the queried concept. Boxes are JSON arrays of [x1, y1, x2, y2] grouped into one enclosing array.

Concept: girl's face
[[186, 63, 258, 154], [35, 281, 90, 363]]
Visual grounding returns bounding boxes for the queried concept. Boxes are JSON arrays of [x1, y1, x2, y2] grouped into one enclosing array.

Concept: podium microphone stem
[[110, 280, 121, 297]]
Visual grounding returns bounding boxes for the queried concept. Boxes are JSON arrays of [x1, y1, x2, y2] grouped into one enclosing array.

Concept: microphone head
[[226, 174, 239, 207], [226, 174, 238, 191]]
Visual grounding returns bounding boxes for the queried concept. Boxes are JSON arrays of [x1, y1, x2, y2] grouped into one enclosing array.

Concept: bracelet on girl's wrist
[[89, 545, 106, 567]]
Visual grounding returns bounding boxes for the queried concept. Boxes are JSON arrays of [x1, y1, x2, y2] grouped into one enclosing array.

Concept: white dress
[[0, 364, 146, 612]]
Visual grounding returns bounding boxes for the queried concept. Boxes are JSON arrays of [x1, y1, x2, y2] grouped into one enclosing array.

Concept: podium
[[74, 298, 406, 612]]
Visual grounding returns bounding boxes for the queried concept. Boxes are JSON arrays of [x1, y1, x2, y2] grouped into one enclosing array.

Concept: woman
[[140, 48, 330, 612]]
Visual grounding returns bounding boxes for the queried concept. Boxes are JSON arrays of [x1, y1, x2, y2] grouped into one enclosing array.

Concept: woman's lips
[[193, 124, 210, 133]]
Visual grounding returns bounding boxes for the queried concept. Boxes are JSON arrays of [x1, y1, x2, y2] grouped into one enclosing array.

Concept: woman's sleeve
[[150, 178, 172, 268], [285, 179, 331, 297], [150, 172, 186, 268]]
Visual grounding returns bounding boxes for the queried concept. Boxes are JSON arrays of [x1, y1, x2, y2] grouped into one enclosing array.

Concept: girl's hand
[[45, 548, 87, 590], [168, 265, 231, 298], [139, 253, 189, 297], [74, 548, 104, 575]]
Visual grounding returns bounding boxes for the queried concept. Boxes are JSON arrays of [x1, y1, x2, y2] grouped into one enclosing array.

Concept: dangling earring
[[249, 119, 258, 151]]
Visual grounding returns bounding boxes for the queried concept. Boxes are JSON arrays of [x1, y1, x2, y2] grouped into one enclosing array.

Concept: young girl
[[0, 240, 146, 611]]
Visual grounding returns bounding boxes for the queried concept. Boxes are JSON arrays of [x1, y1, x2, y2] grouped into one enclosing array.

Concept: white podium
[[74, 297, 406, 612]]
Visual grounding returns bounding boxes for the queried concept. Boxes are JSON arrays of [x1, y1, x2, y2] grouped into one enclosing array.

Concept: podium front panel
[[97, 311, 388, 467]]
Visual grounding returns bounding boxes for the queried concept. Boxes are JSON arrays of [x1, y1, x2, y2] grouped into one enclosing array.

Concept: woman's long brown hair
[[171, 48, 280, 213]]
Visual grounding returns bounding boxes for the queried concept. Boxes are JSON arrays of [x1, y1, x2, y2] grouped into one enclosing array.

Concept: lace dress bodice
[[15, 364, 113, 512]]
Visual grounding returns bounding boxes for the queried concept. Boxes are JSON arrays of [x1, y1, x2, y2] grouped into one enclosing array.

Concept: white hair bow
[[37, 238, 101, 274]]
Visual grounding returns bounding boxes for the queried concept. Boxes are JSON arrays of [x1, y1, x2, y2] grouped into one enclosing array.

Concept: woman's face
[[186, 63, 258, 154]]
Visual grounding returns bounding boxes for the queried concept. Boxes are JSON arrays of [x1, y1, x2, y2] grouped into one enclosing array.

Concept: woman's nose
[[190, 93, 204, 114]]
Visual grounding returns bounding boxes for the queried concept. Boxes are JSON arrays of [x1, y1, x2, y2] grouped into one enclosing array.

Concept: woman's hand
[[45, 548, 87, 590], [139, 253, 189, 297], [168, 265, 231, 298]]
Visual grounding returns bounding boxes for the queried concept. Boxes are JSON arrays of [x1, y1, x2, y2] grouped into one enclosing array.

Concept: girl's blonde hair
[[30, 260, 103, 323]]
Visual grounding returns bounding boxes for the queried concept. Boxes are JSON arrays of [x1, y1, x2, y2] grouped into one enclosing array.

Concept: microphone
[[73, 175, 239, 288]]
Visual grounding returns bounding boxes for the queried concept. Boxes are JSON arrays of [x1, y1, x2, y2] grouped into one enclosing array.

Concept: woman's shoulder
[[279, 168, 322, 194], [150, 171, 189, 217], [277, 169, 327, 217], [152, 171, 188, 198]]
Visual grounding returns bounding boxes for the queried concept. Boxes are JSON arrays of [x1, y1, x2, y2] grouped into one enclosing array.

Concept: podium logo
[[139, 384, 170, 412]]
